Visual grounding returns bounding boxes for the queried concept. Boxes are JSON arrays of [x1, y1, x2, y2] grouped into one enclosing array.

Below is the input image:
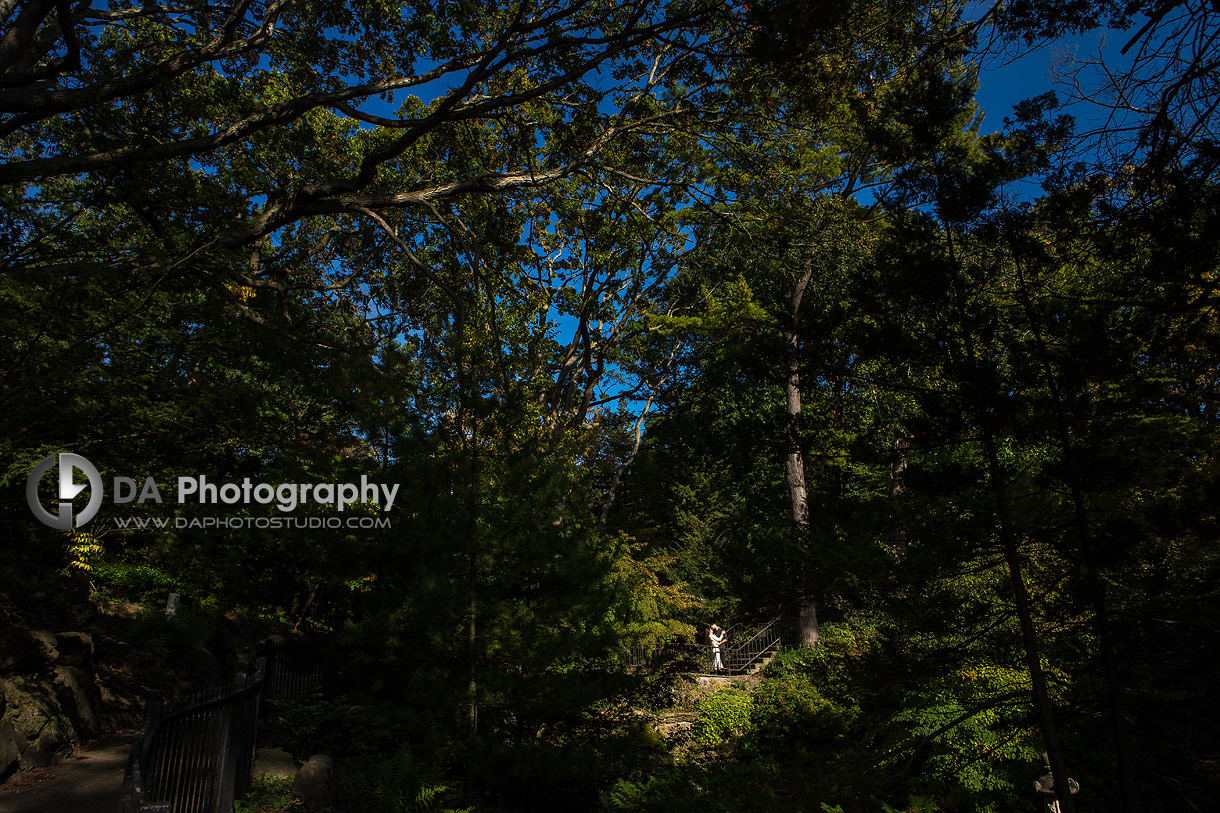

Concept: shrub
[[91, 559, 178, 600], [691, 688, 753, 746], [748, 672, 836, 751]]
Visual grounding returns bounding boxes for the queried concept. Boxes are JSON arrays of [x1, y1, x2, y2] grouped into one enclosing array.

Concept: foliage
[[234, 775, 294, 813], [123, 605, 222, 659], [88, 559, 180, 603], [65, 530, 104, 576], [270, 695, 404, 759], [691, 688, 754, 746], [4, 1, 1220, 811], [337, 745, 468, 813]]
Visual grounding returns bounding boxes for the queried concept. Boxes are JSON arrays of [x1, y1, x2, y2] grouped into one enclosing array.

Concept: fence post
[[234, 659, 265, 802], [214, 672, 246, 813], [121, 746, 140, 813], [140, 700, 164, 805]]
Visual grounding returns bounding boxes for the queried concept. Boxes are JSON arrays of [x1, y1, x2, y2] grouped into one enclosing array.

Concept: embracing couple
[[707, 623, 727, 674]]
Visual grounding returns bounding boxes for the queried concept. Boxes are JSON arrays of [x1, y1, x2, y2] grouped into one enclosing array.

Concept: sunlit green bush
[[691, 688, 753, 745]]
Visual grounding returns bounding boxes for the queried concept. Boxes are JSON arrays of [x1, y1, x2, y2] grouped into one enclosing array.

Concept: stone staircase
[[719, 616, 783, 677], [748, 651, 776, 675]]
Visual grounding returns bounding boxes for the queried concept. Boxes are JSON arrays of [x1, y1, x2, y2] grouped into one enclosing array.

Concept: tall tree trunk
[[1012, 255, 1139, 811], [786, 248, 818, 648], [981, 427, 1077, 813], [784, 327, 809, 535], [887, 434, 909, 558], [944, 210, 1075, 812], [798, 595, 820, 648]]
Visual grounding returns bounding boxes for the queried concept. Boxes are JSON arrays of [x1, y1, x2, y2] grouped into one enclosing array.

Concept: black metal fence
[[122, 659, 266, 813], [257, 639, 324, 703], [628, 641, 707, 672], [121, 638, 324, 812]]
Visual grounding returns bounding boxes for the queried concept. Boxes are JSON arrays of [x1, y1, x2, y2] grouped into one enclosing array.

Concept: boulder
[[26, 630, 58, 663], [0, 676, 75, 769], [292, 754, 336, 812], [0, 720, 23, 782], [53, 665, 102, 741], [53, 631, 94, 668], [98, 680, 145, 731], [0, 629, 43, 673], [254, 746, 297, 779]]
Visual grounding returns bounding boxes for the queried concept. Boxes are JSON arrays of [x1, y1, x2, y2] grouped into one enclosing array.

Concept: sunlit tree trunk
[[786, 248, 818, 648], [887, 435, 909, 558]]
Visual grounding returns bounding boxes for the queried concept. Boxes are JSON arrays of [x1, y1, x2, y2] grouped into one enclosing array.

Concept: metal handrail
[[723, 616, 781, 674], [123, 658, 266, 813], [733, 616, 779, 652], [626, 615, 785, 676]]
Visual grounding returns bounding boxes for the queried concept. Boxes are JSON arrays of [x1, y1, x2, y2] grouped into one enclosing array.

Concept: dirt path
[[0, 733, 135, 813]]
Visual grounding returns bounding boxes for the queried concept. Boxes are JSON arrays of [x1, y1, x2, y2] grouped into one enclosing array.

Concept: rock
[[63, 598, 96, 628], [1, 720, 23, 782], [292, 754, 336, 812], [254, 746, 297, 779], [653, 709, 699, 744], [694, 675, 734, 690], [27, 630, 58, 663], [0, 628, 43, 673], [98, 680, 144, 731], [53, 665, 102, 741], [54, 631, 94, 667], [672, 674, 734, 708], [0, 676, 75, 769]]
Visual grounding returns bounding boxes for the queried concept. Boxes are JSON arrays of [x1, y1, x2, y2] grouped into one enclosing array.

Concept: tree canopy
[[3, 0, 1219, 811]]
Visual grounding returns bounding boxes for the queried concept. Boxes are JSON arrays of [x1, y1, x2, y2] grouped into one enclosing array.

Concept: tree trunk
[[798, 595, 820, 648], [942, 196, 1075, 813], [887, 434, 909, 558], [786, 248, 817, 648], [1012, 254, 1140, 811], [784, 327, 809, 535], [981, 428, 1077, 813]]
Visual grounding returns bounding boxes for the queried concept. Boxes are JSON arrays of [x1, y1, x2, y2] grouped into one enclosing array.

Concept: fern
[[338, 745, 468, 813]]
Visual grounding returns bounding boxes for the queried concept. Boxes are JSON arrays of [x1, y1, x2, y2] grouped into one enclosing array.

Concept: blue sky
[[974, 26, 1131, 136]]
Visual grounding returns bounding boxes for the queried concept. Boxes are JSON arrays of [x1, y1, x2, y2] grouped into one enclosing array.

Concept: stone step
[[736, 651, 776, 676]]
